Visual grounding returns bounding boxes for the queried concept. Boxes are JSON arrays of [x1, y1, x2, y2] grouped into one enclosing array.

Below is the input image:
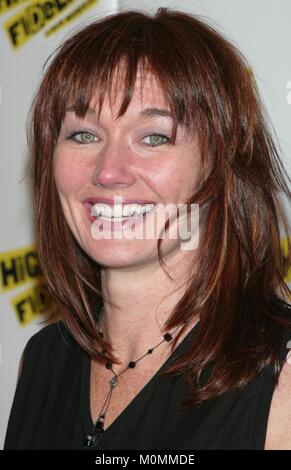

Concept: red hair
[[27, 8, 291, 407]]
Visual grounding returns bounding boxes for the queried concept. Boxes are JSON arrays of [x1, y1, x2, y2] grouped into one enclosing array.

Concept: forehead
[[88, 67, 170, 118]]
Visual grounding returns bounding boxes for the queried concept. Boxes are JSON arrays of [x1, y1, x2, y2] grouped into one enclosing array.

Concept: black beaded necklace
[[84, 309, 188, 449]]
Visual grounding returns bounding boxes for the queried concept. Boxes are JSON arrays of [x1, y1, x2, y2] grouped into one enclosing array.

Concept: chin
[[81, 237, 156, 268], [88, 252, 155, 269]]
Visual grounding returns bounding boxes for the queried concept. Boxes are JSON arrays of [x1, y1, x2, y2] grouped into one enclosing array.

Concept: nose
[[91, 141, 135, 189]]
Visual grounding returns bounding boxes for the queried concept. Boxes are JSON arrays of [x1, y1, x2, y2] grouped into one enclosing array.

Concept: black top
[[4, 320, 291, 450]]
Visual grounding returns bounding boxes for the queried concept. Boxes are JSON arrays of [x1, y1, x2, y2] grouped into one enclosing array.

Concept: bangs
[[63, 57, 181, 145], [44, 12, 199, 144]]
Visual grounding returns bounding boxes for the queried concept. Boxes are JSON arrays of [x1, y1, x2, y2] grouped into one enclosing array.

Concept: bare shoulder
[[265, 355, 291, 450]]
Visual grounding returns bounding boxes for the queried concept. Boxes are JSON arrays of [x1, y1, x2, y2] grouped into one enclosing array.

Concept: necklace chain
[[84, 307, 187, 449]]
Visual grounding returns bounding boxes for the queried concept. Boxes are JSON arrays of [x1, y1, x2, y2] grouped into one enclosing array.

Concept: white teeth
[[91, 203, 155, 219]]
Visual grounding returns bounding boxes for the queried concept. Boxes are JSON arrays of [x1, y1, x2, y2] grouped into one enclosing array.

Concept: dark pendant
[[84, 429, 104, 449], [84, 418, 105, 449]]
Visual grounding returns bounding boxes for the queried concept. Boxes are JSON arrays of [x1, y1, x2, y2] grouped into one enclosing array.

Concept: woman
[[4, 8, 291, 450]]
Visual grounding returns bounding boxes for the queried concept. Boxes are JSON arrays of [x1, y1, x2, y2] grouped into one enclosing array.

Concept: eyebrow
[[65, 106, 173, 119], [139, 107, 172, 118]]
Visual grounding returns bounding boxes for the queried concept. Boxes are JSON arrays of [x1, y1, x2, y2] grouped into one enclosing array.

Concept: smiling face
[[53, 68, 202, 270]]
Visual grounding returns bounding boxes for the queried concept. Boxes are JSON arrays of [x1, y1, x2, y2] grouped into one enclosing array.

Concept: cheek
[[150, 156, 199, 201], [172, 153, 201, 194], [53, 151, 90, 195]]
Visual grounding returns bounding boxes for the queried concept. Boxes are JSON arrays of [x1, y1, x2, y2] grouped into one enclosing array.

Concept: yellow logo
[[1, 0, 99, 49], [0, 245, 52, 325]]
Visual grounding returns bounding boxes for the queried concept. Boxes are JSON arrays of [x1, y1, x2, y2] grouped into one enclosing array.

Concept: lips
[[84, 197, 157, 206], [82, 197, 157, 223]]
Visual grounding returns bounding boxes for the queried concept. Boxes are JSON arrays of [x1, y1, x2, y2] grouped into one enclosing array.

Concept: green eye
[[69, 131, 97, 144], [143, 134, 170, 147]]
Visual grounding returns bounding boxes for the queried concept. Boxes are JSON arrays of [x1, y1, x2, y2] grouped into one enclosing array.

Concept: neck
[[99, 251, 198, 365]]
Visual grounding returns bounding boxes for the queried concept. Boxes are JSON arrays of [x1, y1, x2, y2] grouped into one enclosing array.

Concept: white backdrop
[[1, 0, 290, 448]]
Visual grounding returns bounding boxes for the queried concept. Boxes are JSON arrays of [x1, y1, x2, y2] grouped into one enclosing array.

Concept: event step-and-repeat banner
[[1, 0, 290, 448]]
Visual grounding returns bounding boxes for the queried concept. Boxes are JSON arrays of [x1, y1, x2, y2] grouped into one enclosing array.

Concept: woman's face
[[53, 70, 202, 269]]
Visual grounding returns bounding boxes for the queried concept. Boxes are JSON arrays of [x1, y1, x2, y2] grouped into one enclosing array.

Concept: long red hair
[[27, 8, 291, 407]]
